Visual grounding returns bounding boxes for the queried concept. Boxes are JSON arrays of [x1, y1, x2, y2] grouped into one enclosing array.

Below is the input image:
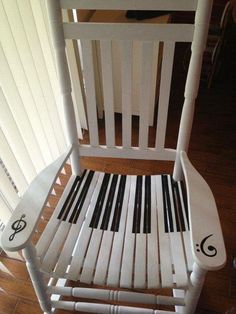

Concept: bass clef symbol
[[196, 234, 217, 257], [9, 214, 27, 241]]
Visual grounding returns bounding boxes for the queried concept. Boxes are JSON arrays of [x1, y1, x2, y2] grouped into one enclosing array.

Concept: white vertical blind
[[0, 0, 86, 230]]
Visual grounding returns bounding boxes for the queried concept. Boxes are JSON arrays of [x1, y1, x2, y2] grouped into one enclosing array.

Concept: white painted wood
[[54, 172, 99, 277], [184, 263, 207, 314], [71, 302, 178, 314], [1, 146, 73, 252], [180, 151, 226, 270], [155, 42, 175, 149], [166, 176, 188, 287], [107, 176, 130, 286], [92, 41, 104, 119], [134, 177, 146, 288], [149, 42, 160, 126], [64, 23, 194, 42], [80, 39, 99, 146], [173, 288, 185, 313], [48, 286, 185, 306], [47, 0, 80, 175], [173, 0, 213, 180], [177, 181, 194, 271], [121, 41, 132, 148], [120, 176, 136, 288], [132, 41, 142, 118], [100, 40, 115, 147], [61, 0, 198, 11], [93, 176, 121, 284], [79, 228, 103, 283], [147, 176, 160, 288], [139, 42, 153, 149], [41, 170, 91, 272], [23, 244, 52, 313], [63, 10, 85, 139], [36, 174, 77, 260], [80, 175, 113, 283], [155, 176, 173, 287], [111, 40, 122, 117], [42, 222, 71, 273], [67, 173, 105, 280], [79, 145, 176, 160]]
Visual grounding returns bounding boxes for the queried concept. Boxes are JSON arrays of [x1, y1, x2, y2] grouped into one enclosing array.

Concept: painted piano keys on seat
[[37, 170, 191, 288], [56, 170, 189, 235]]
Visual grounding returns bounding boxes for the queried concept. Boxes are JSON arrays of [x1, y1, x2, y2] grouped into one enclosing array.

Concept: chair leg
[[23, 243, 52, 314], [182, 263, 207, 314]]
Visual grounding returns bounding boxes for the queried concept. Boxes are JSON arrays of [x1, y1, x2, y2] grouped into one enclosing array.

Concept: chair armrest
[[180, 151, 226, 271], [1, 145, 73, 252]]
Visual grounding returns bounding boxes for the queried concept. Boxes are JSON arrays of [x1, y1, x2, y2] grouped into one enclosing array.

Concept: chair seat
[[36, 170, 193, 290]]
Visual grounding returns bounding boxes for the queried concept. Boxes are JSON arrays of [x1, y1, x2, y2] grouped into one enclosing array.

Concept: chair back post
[[173, 0, 213, 181], [47, 0, 81, 176]]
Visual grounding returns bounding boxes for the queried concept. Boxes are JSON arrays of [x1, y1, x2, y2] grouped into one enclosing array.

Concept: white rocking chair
[[1, 0, 226, 313]]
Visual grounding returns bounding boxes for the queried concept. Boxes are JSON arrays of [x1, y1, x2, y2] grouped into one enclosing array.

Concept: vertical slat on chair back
[[155, 42, 176, 150], [100, 40, 115, 147], [139, 42, 154, 150], [121, 41, 133, 148], [61, 0, 212, 161], [80, 39, 99, 147]]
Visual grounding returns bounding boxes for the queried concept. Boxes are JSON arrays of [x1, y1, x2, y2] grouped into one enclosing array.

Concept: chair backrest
[[47, 0, 213, 178]]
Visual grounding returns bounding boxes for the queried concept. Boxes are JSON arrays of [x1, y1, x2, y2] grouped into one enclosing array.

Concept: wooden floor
[[1, 46, 236, 313]]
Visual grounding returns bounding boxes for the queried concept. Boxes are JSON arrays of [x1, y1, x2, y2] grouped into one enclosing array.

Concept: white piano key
[[120, 175, 136, 288], [147, 176, 160, 288], [54, 172, 100, 277], [67, 173, 105, 281], [155, 176, 173, 287], [41, 172, 92, 272], [108, 175, 121, 231], [167, 176, 188, 287], [107, 176, 130, 287], [36, 175, 77, 260], [93, 175, 121, 285], [80, 175, 113, 283], [178, 181, 194, 271], [134, 176, 146, 288], [41, 222, 71, 273]]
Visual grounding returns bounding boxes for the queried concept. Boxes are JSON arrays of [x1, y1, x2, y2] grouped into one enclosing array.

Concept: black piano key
[[57, 172, 85, 220], [110, 175, 127, 232], [89, 173, 111, 228], [132, 176, 142, 234], [171, 178, 181, 232], [180, 181, 189, 230], [161, 175, 174, 233], [143, 176, 151, 234], [172, 178, 186, 232], [101, 175, 118, 230], [62, 171, 88, 221], [69, 170, 95, 224], [161, 175, 169, 233]]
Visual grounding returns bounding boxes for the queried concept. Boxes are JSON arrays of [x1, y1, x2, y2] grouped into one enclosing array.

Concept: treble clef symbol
[[9, 214, 27, 241]]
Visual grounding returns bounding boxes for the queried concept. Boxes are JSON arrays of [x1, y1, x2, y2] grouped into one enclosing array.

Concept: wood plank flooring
[[1, 47, 236, 313]]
